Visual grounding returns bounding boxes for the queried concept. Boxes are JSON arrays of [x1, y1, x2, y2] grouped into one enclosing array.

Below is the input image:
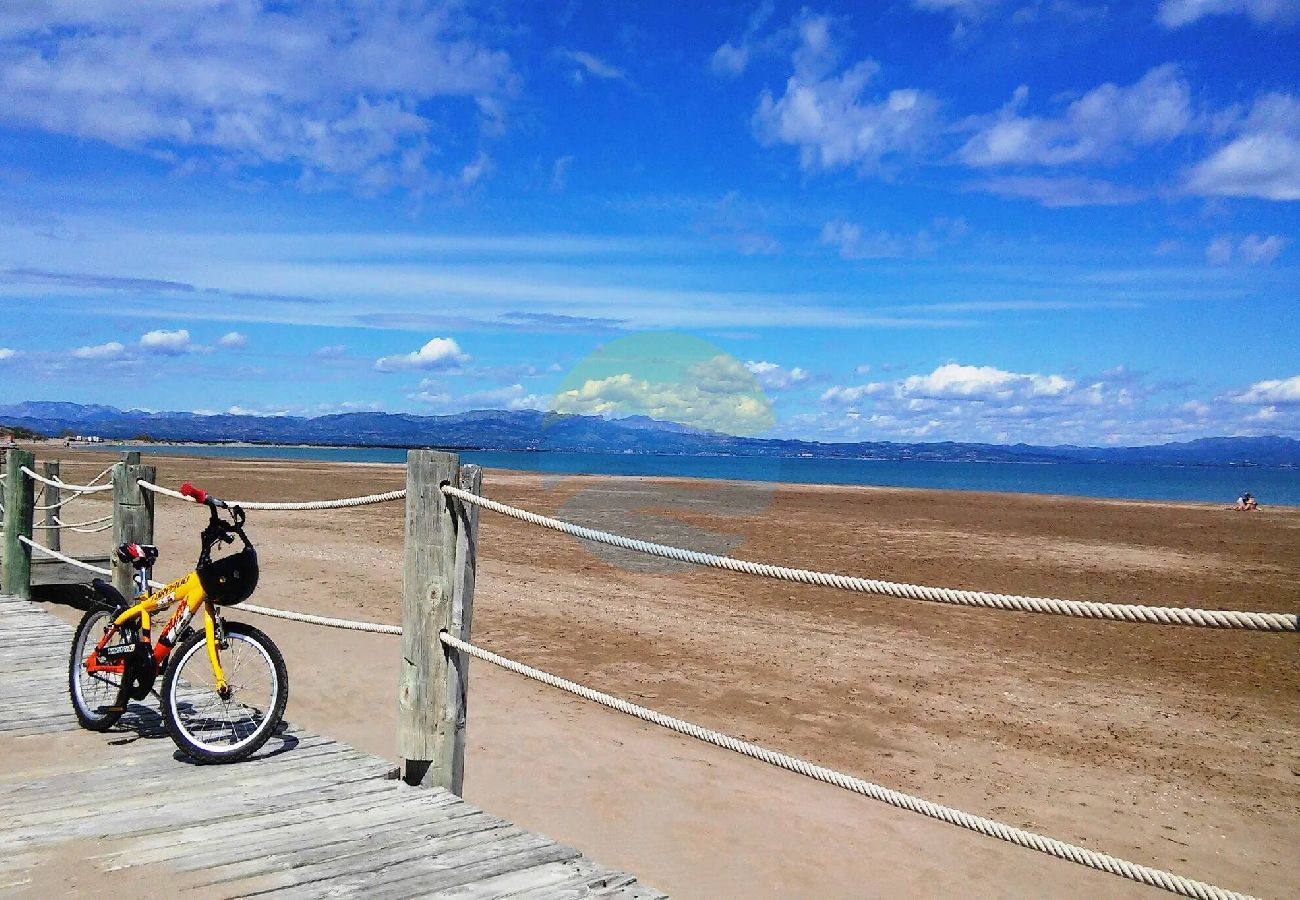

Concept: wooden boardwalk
[[0, 595, 665, 899]]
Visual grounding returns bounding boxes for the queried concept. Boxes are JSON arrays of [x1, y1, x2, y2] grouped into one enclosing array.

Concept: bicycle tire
[[68, 608, 131, 731], [161, 620, 288, 763]]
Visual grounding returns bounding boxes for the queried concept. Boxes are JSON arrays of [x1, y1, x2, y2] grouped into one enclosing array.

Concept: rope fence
[[7, 534, 1253, 900], [7, 451, 1288, 899], [441, 486, 1297, 633]]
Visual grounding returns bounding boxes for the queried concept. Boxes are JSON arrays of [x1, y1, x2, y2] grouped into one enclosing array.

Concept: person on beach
[[1235, 492, 1258, 511]]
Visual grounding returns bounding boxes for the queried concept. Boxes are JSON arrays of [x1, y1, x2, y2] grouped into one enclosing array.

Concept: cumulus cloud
[[72, 341, 126, 360], [824, 363, 1093, 407], [752, 14, 941, 175], [374, 337, 469, 372], [217, 331, 247, 348], [1157, 0, 1300, 28], [745, 360, 809, 390], [1206, 233, 1289, 264], [0, 348, 15, 361], [139, 329, 193, 355], [1232, 375, 1300, 405], [1186, 93, 1300, 200], [959, 66, 1193, 168], [0, 3, 512, 192], [551, 355, 775, 436]]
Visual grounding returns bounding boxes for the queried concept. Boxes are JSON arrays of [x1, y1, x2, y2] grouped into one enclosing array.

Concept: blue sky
[[0, 0, 1297, 445]]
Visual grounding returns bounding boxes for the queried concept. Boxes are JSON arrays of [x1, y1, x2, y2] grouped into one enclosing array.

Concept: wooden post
[[41, 461, 61, 553], [397, 449, 473, 791], [111, 451, 155, 599], [2, 449, 35, 599], [447, 463, 481, 792]]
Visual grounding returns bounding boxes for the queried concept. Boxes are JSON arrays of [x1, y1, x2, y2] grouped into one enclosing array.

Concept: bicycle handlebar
[[180, 482, 227, 508]]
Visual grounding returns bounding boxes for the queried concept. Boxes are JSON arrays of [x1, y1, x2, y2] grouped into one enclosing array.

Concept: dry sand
[[28, 447, 1300, 898]]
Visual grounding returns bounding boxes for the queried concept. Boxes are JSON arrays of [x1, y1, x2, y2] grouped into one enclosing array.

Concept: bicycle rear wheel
[[161, 620, 288, 763], [68, 608, 131, 731]]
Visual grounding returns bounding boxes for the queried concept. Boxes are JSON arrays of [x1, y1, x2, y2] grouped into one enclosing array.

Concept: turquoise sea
[[102, 444, 1300, 507]]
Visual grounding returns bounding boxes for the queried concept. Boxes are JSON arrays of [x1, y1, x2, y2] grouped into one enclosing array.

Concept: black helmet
[[197, 546, 259, 606]]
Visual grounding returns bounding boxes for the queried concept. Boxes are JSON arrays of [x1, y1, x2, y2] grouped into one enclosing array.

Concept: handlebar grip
[[180, 482, 208, 504]]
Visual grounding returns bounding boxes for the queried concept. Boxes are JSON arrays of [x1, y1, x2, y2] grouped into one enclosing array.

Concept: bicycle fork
[[203, 603, 230, 697]]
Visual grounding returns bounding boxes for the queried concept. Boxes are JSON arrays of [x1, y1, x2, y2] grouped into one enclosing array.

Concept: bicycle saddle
[[115, 543, 159, 570]]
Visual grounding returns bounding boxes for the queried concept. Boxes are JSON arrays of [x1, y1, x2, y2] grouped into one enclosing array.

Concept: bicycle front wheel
[[161, 620, 288, 763], [69, 608, 132, 731]]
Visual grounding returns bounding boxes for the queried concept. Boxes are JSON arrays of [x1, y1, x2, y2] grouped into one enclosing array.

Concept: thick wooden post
[[2, 449, 36, 599], [111, 451, 155, 599], [398, 449, 467, 791], [41, 461, 61, 553]]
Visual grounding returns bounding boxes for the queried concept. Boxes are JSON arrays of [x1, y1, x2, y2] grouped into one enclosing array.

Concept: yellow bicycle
[[68, 482, 288, 763]]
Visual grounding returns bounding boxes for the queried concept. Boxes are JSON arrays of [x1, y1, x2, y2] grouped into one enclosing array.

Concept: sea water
[[99, 445, 1300, 507]]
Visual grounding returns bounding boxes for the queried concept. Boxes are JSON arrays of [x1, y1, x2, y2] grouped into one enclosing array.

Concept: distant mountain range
[[2, 400, 1298, 466]]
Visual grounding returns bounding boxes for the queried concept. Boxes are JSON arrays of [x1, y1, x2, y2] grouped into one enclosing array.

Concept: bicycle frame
[[84, 572, 229, 692]]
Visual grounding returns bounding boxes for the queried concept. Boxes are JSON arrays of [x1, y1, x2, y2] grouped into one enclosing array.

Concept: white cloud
[[745, 360, 809, 390], [0, 348, 15, 361], [551, 154, 574, 191], [969, 175, 1146, 207], [558, 49, 628, 84], [752, 14, 941, 175], [1206, 233, 1289, 264], [0, 3, 511, 192], [374, 337, 469, 372], [823, 363, 1087, 408], [72, 341, 126, 360], [1240, 233, 1289, 263], [900, 363, 1077, 400], [139, 329, 192, 355], [1186, 93, 1300, 200], [1233, 375, 1300, 405], [412, 382, 544, 411], [821, 221, 934, 259], [710, 0, 776, 78], [312, 344, 346, 358], [1206, 236, 1235, 264], [959, 66, 1193, 168], [217, 331, 247, 348], [1157, 0, 1300, 27]]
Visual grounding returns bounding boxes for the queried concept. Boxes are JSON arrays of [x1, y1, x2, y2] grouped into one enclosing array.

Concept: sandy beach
[[26, 447, 1300, 899]]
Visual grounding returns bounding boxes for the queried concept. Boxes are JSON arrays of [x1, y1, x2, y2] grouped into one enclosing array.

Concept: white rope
[[47, 514, 114, 534], [32, 464, 115, 509], [20, 466, 113, 493], [441, 631, 1252, 900], [19, 536, 111, 576], [443, 487, 1298, 633], [137, 480, 406, 511], [237, 603, 403, 634]]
